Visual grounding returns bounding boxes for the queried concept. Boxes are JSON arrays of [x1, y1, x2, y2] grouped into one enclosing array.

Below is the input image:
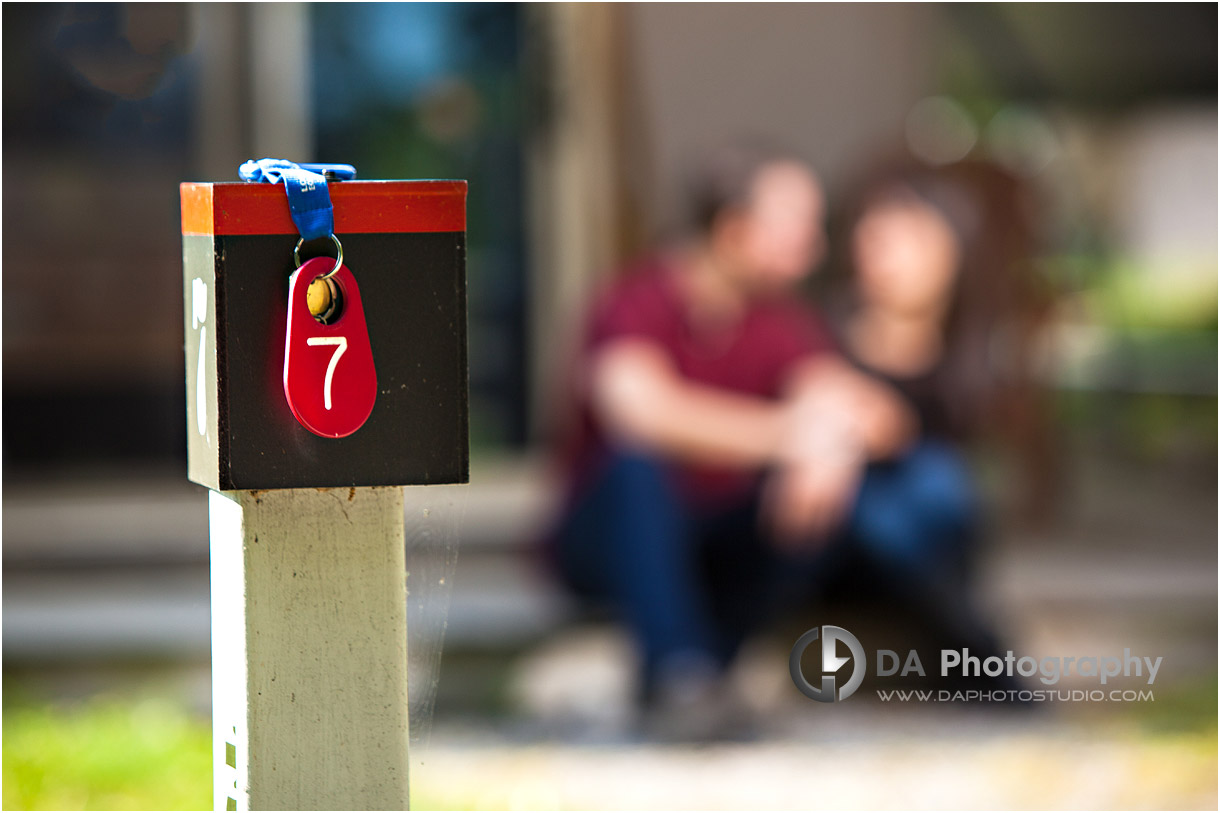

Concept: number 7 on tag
[[306, 336, 347, 410], [283, 257, 377, 438]]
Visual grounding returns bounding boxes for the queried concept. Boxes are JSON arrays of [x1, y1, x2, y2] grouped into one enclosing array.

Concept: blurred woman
[[830, 158, 1053, 659]]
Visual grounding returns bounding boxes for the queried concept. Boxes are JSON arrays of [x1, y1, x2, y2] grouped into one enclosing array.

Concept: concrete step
[[4, 458, 1214, 661]]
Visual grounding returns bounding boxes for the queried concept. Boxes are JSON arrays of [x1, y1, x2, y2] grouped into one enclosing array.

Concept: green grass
[[1118, 673, 1220, 736], [3, 695, 211, 811]]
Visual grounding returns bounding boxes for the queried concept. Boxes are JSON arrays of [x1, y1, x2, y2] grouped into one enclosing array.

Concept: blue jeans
[[552, 441, 981, 689]]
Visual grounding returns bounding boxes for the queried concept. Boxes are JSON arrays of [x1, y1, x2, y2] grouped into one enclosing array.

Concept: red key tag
[[283, 256, 377, 438]]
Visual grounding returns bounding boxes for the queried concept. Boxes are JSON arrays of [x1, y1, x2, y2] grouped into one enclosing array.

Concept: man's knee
[[591, 448, 695, 551], [598, 448, 683, 504], [603, 448, 669, 481]]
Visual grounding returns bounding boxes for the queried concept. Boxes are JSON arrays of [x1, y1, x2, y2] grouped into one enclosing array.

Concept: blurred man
[[546, 143, 916, 731]]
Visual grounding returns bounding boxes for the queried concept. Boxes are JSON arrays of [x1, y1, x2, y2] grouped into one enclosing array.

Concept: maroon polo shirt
[[560, 255, 836, 509]]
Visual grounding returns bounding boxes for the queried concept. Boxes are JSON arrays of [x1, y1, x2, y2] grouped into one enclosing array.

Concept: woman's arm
[[781, 355, 919, 461]]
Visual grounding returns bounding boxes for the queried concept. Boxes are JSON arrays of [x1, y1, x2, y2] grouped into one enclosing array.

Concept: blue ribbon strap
[[238, 158, 357, 241]]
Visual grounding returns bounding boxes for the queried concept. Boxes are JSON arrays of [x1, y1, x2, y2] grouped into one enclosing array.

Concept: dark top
[[842, 346, 966, 443]]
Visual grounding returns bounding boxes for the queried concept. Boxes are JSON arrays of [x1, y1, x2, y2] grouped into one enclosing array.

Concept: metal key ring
[[293, 234, 344, 280]]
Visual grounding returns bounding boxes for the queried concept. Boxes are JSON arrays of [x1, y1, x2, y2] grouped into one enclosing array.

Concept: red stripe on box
[[181, 180, 467, 236]]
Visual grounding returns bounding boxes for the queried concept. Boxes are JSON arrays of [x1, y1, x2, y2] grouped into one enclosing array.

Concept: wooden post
[[209, 487, 409, 811], [181, 179, 467, 812]]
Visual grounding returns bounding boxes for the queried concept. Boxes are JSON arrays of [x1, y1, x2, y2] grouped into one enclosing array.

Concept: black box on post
[[181, 180, 468, 490]]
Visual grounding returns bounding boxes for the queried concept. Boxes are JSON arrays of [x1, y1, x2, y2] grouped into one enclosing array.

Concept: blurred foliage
[[1121, 674, 1219, 736], [1053, 389, 1217, 468], [1118, 392, 1218, 460], [3, 694, 210, 811], [1084, 260, 1218, 332], [1045, 253, 1218, 332], [1045, 253, 1217, 407]]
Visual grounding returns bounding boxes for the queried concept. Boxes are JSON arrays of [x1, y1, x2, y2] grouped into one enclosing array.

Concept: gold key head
[[306, 276, 340, 323]]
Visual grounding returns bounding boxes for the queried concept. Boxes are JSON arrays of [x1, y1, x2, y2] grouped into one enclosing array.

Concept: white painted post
[[209, 487, 409, 811]]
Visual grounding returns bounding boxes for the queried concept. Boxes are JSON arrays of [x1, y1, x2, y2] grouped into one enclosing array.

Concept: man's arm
[[590, 337, 918, 468], [589, 338, 790, 467], [590, 337, 917, 466]]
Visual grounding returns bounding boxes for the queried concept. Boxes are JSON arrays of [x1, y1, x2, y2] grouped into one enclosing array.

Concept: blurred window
[[3, 4, 195, 468]]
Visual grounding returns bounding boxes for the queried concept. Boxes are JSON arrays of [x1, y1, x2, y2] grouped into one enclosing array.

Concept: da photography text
[[790, 625, 1163, 704]]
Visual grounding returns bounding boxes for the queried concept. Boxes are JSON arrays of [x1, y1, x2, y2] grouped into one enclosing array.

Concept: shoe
[[636, 651, 757, 742]]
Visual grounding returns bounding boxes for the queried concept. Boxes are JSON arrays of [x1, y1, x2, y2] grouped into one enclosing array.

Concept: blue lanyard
[[238, 158, 357, 241]]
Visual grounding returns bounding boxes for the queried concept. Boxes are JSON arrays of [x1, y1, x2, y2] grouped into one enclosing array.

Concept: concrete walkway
[[409, 717, 1216, 809]]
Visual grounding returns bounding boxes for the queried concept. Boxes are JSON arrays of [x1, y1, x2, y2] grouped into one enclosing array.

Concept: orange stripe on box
[[180, 183, 215, 236], [180, 180, 467, 236]]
